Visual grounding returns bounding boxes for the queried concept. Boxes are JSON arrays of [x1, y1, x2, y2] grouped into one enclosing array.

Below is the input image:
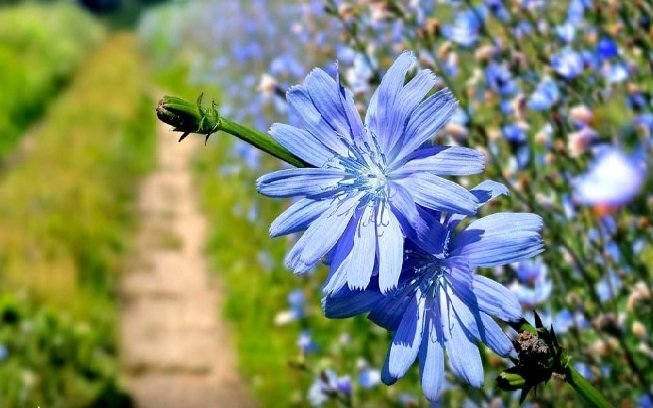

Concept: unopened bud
[[567, 127, 598, 157], [497, 371, 527, 391], [569, 105, 594, 126], [632, 321, 648, 341], [156, 95, 220, 142]]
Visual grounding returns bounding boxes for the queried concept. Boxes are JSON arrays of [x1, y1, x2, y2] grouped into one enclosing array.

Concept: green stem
[[156, 95, 310, 168], [218, 117, 309, 168], [565, 364, 614, 408]]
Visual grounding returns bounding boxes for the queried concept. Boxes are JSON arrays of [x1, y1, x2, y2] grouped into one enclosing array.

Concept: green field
[[0, 3, 104, 158], [0, 32, 155, 407]]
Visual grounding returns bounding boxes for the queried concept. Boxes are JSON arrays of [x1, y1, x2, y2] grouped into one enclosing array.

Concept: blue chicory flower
[[554, 22, 576, 43], [602, 62, 629, 84], [298, 330, 319, 354], [528, 77, 560, 111], [442, 6, 487, 47], [551, 47, 585, 79], [502, 123, 528, 143], [257, 52, 485, 293], [485, 0, 510, 22], [596, 36, 619, 60], [324, 181, 544, 400], [573, 147, 646, 207], [509, 260, 552, 307], [358, 367, 381, 388], [567, 0, 589, 25], [308, 370, 351, 406], [485, 62, 518, 97]]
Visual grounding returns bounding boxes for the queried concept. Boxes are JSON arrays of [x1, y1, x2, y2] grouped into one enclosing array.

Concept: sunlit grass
[[0, 3, 104, 158]]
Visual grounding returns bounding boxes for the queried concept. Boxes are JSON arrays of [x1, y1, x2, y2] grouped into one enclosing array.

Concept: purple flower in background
[[485, 62, 518, 97], [298, 330, 319, 354], [551, 47, 584, 79], [602, 62, 629, 84], [485, 0, 509, 22], [509, 260, 552, 307], [635, 113, 653, 137], [596, 271, 622, 301], [596, 36, 619, 60], [528, 78, 560, 111], [567, 0, 589, 25], [258, 52, 484, 293], [358, 367, 381, 388], [442, 6, 487, 47], [554, 22, 576, 43], [308, 370, 351, 406], [502, 123, 528, 143], [573, 147, 645, 207], [324, 181, 544, 400]]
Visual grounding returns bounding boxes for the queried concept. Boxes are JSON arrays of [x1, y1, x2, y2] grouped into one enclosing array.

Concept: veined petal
[[389, 182, 429, 240], [366, 51, 416, 152], [323, 211, 357, 295], [376, 205, 404, 293], [446, 316, 484, 387], [450, 213, 544, 266], [392, 88, 458, 164], [473, 274, 523, 322], [368, 289, 413, 331], [393, 146, 485, 176], [389, 183, 447, 255], [396, 172, 479, 215], [385, 290, 425, 379], [384, 69, 438, 154], [256, 168, 347, 198], [269, 123, 333, 167], [446, 180, 509, 229], [305, 68, 359, 140], [418, 318, 445, 401], [343, 206, 377, 290], [447, 284, 514, 358], [285, 196, 358, 274], [470, 180, 509, 203], [336, 69, 364, 138], [479, 312, 515, 357], [270, 198, 332, 237], [287, 86, 349, 156], [322, 286, 383, 318]]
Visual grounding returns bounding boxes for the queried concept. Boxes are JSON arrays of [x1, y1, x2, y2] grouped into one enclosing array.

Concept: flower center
[[361, 166, 387, 192], [328, 127, 390, 201]]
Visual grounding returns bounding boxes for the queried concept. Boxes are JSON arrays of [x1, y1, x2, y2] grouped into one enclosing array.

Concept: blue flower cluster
[[258, 52, 544, 401]]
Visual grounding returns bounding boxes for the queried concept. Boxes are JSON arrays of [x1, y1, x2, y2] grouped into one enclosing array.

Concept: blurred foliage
[[0, 32, 155, 406], [0, 3, 104, 158], [0, 293, 131, 407]]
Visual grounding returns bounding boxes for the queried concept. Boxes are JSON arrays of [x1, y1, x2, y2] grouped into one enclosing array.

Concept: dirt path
[[120, 119, 257, 408]]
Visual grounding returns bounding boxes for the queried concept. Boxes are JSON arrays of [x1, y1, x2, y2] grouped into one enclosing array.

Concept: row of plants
[[0, 33, 155, 407], [0, 3, 104, 158]]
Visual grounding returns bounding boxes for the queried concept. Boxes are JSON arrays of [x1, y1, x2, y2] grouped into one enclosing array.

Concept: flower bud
[[156, 95, 220, 142], [569, 105, 594, 126], [632, 321, 648, 341], [567, 127, 598, 157], [497, 370, 527, 391]]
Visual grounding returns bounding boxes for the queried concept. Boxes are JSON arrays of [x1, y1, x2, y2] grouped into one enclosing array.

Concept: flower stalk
[[156, 95, 309, 168], [564, 361, 613, 408]]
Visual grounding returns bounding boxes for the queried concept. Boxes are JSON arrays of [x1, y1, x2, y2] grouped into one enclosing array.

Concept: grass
[[0, 3, 104, 158], [0, 32, 155, 407]]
